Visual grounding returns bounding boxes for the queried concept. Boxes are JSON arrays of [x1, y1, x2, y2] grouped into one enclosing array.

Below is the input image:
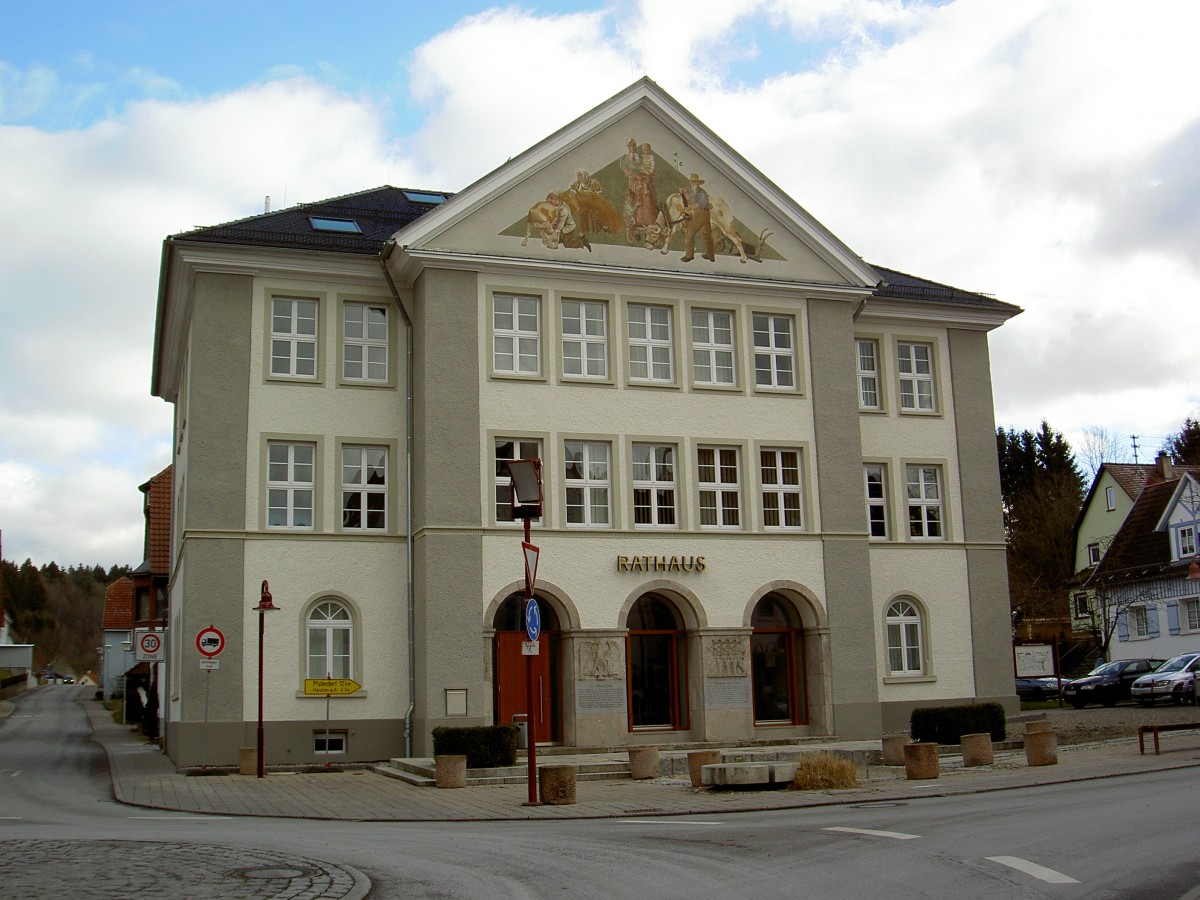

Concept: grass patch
[[790, 753, 860, 791], [106, 699, 124, 724]]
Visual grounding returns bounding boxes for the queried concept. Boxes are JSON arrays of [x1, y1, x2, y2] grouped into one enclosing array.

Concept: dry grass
[[790, 752, 861, 790]]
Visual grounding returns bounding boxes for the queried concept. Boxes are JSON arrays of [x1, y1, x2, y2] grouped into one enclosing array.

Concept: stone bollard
[[687, 750, 722, 787], [882, 733, 909, 766], [435, 754, 467, 788], [628, 746, 660, 780], [539, 765, 577, 805], [238, 748, 256, 776], [903, 742, 940, 780], [1025, 723, 1058, 766], [960, 732, 994, 767]]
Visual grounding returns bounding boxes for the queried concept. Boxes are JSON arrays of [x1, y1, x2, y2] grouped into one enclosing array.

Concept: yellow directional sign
[[304, 678, 362, 696]]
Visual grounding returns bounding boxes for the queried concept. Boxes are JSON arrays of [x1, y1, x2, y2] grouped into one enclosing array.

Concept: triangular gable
[[1154, 472, 1200, 533], [390, 79, 879, 289]]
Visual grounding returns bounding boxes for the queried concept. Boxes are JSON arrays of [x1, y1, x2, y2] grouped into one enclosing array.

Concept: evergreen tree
[[1162, 416, 1200, 466]]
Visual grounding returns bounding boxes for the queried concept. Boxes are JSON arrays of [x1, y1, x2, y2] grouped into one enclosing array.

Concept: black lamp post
[[506, 458, 543, 806], [253, 580, 279, 778]]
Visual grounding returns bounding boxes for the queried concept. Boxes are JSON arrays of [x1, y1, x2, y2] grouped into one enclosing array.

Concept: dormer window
[[1180, 524, 1197, 559], [309, 216, 362, 234]]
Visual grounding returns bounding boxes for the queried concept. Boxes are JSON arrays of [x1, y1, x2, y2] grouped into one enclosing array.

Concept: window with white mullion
[[341, 445, 387, 530], [856, 339, 880, 409], [562, 299, 607, 379], [564, 441, 611, 527], [752, 314, 795, 389], [864, 464, 889, 539], [906, 464, 944, 539], [691, 310, 735, 385], [1185, 598, 1200, 632], [886, 600, 923, 675], [1179, 524, 1197, 558], [632, 443, 677, 527], [307, 600, 352, 679], [343, 303, 388, 382], [494, 438, 542, 523], [897, 342, 935, 411], [698, 446, 741, 528], [628, 304, 673, 382], [267, 441, 315, 529], [493, 294, 540, 375], [760, 448, 803, 529], [271, 297, 318, 378]]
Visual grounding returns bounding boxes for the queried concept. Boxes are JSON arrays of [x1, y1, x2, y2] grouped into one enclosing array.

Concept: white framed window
[[343, 303, 388, 382], [1185, 598, 1200, 632], [494, 438, 542, 523], [698, 446, 741, 529], [1130, 605, 1149, 638], [341, 445, 387, 531], [267, 442, 315, 529], [865, 464, 889, 539], [1087, 543, 1102, 566], [493, 293, 540, 375], [632, 443, 677, 527], [1074, 593, 1090, 618], [1105, 485, 1117, 511], [856, 339, 880, 410], [691, 309, 735, 386], [562, 299, 607, 379], [760, 448, 803, 529], [307, 600, 352, 679], [906, 464, 944, 539], [628, 304, 673, 383], [752, 314, 795, 389], [897, 341, 935, 411], [271, 297, 318, 378], [886, 599, 924, 675], [564, 441, 611, 527], [1179, 525, 1197, 558]]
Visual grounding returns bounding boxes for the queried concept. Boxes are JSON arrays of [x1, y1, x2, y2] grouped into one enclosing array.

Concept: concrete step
[[374, 757, 634, 787]]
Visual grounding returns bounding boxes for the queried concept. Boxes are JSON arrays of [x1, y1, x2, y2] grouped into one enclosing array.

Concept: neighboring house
[[99, 576, 136, 701], [150, 79, 1021, 768], [1089, 459, 1200, 661]]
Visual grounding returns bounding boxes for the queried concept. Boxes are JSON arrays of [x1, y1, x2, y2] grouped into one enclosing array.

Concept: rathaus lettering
[[616, 555, 706, 573]]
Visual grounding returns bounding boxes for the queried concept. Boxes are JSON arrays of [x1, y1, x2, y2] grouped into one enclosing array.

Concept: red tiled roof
[[140, 466, 172, 575], [1103, 463, 1156, 500], [102, 577, 134, 630], [1093, 468, 1200, 581]]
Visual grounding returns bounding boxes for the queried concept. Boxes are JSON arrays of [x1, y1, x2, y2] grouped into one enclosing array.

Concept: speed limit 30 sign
[[134, 629, 165, 662]]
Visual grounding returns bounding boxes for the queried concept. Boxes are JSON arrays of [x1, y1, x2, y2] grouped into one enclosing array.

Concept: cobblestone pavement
[[0, 840, 369, 900]]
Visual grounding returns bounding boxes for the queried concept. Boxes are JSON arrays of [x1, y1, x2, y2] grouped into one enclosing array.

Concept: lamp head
[[255, 579, 279, 612], [1188, 556, 1200, 582]]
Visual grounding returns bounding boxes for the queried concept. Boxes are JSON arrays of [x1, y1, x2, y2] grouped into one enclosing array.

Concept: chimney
[[1156, 452, 1174, 480]]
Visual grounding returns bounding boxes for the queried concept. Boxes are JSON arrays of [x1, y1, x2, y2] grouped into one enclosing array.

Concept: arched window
[[627, 594, 688, 730], [886, 599, 924, 675], [307, 600, 352, 679], [751, 593, 806, 724]]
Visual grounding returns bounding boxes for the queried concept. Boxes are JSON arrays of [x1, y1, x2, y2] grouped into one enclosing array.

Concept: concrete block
[[701, 763, 770, 787]]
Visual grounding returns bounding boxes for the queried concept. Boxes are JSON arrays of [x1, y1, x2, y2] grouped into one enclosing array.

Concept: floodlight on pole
[[506, 458, 543, 805], [507, 458, 543, 519]]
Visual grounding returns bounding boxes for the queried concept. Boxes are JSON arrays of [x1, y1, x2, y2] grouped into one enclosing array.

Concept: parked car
[[1062, 658, 1165, 708], [1130, 652, 1200, 706], [1015, 676, 1063, 701]]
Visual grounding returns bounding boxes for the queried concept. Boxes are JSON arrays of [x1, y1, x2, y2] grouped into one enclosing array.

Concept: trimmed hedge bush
[[431, 725, 519, 769], [910, 702, 1006, 745]]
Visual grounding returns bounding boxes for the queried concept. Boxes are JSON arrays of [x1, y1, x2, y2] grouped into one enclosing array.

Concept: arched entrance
[[626, 593, 688, 730], [751, 593, 807, 725], [493, 593, 560, 743]]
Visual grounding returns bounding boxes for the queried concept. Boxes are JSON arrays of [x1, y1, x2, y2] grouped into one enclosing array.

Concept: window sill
[[691, 382, 742, 393], [897, 408, 943, 417], [883, 674, 936, 684]]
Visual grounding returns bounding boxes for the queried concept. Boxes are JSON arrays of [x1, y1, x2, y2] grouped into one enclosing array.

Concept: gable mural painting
[[506, 138, 782, 264]]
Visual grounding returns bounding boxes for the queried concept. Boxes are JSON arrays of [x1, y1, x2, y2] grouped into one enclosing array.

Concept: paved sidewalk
[[83, 699, 1200, 822]]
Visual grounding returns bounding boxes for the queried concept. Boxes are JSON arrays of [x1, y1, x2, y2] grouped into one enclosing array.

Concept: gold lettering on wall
[[616, 555, 706, 573]]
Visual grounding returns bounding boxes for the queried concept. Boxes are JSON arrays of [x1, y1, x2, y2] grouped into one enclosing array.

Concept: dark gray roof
[[171, 186, 452, 255], [170, 188, 1019, 315]]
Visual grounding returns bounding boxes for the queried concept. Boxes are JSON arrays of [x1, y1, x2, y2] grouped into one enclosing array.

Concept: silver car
[[1130, 652, 1200, 705]]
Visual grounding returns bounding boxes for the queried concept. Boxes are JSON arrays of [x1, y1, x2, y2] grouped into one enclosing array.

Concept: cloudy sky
[[2, 0, 1198, 567]]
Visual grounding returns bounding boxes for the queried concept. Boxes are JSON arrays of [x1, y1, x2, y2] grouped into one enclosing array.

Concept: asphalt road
[[3, 686, 1200, 899]]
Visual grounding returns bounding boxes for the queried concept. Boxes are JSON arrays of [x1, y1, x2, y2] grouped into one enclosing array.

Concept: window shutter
[[1147, 606, 1160, 638], [1116, 612, 1129, 642], [1167, 600, 1181, 635]]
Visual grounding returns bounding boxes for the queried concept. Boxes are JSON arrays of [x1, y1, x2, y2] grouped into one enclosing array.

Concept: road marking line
[[618, 819, 722, 826], [0, 817, 23, 820], [127, 816, 235, 821], [986, 856, 1079, 884], [824, 826, 920, 840]]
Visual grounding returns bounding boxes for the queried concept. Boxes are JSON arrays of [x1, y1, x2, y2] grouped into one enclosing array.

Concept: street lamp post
[[507, 458, 543, 806], [253, 580, 279, 778]]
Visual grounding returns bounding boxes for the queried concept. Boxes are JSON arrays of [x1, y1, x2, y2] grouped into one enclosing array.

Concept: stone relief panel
[[704, 635, 749, 678], [577, 638, 624, 681]]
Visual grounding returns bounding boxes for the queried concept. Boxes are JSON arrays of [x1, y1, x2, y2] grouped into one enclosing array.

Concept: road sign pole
[[523, 517, 538, 806], [200, 668, 211, 771], [325, 676, 332, 768]]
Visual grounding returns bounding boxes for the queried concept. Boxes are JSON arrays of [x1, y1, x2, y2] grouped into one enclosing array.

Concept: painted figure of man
[[680, 173, 715, 262], [620, 138, 659, 241]]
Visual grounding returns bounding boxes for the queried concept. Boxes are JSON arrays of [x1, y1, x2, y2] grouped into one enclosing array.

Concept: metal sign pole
[[200, 668, 211, 770], [325, 673, 332, 767]]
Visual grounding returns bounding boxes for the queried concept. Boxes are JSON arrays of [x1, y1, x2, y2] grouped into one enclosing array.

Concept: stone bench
[[701, 762, 796, 789]]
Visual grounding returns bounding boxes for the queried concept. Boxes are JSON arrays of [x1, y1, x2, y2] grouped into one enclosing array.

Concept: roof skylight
[[402, 191, 447, 205], [309, 216, 362, 234]]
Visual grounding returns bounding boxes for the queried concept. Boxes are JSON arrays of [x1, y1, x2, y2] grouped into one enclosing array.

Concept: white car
[[1130, 652, 1200, 705]]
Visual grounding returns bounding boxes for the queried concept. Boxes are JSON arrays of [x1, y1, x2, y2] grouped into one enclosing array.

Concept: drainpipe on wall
[[380, 241, 417, 758]]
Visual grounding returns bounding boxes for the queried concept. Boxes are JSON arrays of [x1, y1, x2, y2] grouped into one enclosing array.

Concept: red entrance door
[[495, 632, 553, 744]]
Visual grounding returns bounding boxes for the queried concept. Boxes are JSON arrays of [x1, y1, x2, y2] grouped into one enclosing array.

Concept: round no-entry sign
[[196, 626, 225, 658]]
